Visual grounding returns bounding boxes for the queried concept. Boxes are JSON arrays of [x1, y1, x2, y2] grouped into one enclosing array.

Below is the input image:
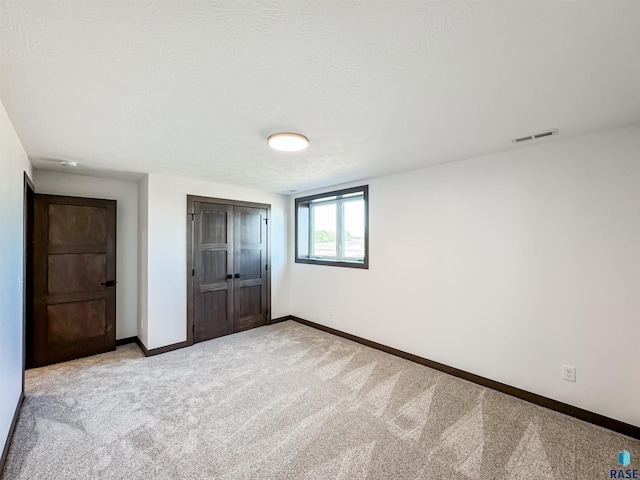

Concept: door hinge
[[265, 264, 268, 271], [192, 324, 195, 332], [265, 218, 268, 225], [192, 269, 195, 277], [266, 309, 269, 315], [190, 213, 196, 221]]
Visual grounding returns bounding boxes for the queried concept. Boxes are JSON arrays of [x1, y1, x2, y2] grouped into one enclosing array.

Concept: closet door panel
[[193, 202, 234, 342], [233, 207, 268, 332]]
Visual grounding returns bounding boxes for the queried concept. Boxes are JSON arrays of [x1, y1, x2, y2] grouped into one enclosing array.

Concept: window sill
[[295, 257, 368, 269]]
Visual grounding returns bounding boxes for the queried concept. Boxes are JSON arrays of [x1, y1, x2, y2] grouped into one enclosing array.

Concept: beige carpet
[[2, 321, 638, 479]]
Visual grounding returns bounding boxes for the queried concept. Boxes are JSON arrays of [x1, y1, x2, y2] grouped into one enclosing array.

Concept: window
[[295, 185, 368, 269]]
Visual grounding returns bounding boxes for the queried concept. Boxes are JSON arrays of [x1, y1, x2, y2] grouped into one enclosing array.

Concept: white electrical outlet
[[562, 365, 576, 382], [328, 307, 334, 317]]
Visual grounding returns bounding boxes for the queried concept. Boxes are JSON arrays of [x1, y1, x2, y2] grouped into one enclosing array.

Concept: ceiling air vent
[[512, 129, 558, 144]]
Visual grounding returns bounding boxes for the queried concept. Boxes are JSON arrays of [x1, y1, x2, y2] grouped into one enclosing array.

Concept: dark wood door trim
[[22, 173, 34, 386], [186, 195, 271, 346], [187, 195, 270, 210]]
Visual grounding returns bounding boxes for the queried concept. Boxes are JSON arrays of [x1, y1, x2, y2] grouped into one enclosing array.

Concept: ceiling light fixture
[[59, 160, 78, 167], [267, 132, 309, 152]]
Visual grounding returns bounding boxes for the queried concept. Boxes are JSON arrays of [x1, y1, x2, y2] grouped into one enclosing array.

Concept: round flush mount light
[[59, 160, 78, 167], [267, 132, 309, 152]]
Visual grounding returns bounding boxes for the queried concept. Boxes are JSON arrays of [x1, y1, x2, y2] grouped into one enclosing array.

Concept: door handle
[[101, 280, 116, 287], [226, 274, 233, 279], [234, 273, 245, 278]]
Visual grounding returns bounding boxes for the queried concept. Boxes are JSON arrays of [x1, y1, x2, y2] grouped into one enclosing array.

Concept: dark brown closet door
[[193, 202, 234, 342], [189, 197, 270, 344], [233, 206, 268, 332], [32, 195, 116, 367]]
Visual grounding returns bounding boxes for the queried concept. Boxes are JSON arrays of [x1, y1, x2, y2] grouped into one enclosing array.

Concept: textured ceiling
[[1, 1, 640, 193]]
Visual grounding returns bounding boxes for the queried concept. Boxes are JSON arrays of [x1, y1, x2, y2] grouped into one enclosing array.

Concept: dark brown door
[[193, 202, 234, 342], [190, 198, 269, 343], [32, 195, 116, 367], [233, 206, 268, 332]]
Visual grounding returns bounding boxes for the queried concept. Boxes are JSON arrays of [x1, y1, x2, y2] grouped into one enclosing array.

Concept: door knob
[[101, 280, 116, 287]]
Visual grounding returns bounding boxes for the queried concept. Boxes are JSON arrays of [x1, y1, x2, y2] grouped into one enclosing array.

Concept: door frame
[[22, 173, 34, 386], [186, 195, 271, 346]]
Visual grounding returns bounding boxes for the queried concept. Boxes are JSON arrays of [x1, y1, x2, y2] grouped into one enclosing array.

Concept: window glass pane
[[312, 203, 337, 257], [343, 199, 365, 258]]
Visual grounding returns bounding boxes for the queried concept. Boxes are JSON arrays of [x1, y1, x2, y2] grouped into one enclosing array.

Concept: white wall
[[34, 170, 139, 340], [0, 101, 32, 456], [141, 173, 290, 350], [290, 124, 640, 427]]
